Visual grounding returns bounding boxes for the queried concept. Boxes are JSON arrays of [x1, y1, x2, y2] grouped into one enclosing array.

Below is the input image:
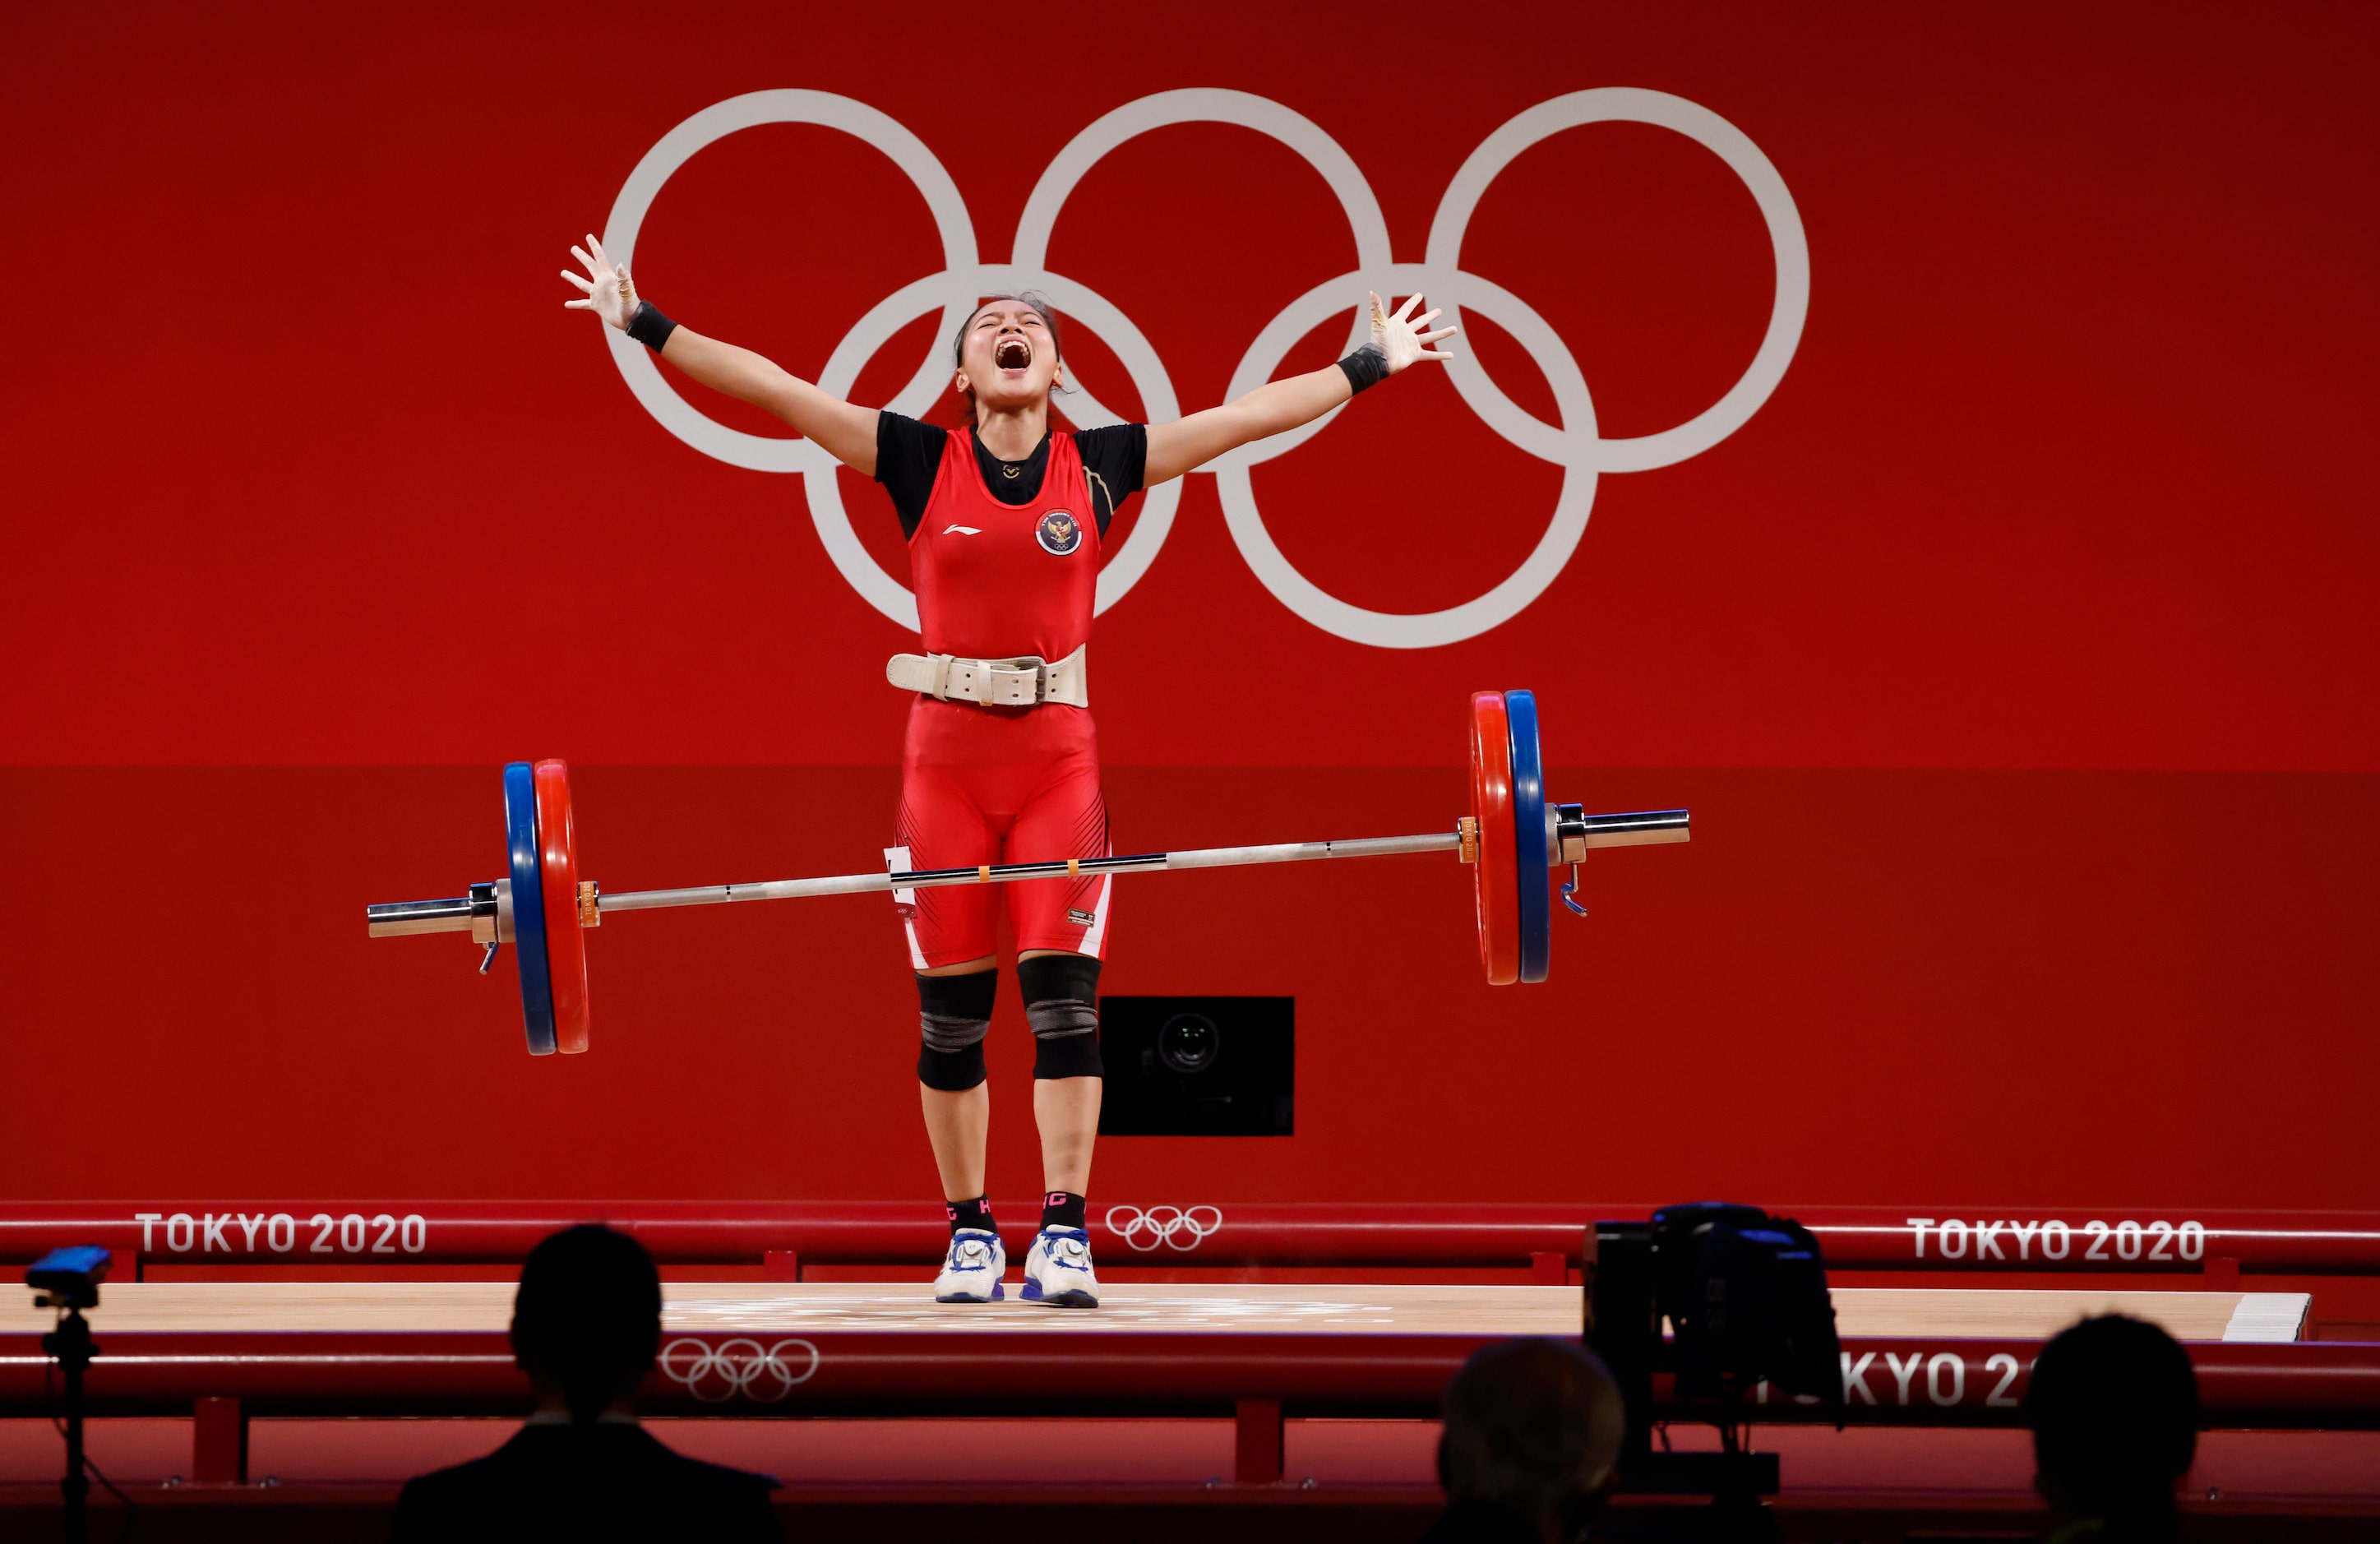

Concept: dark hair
[[1437, 1338, 1624, 1532], [950, 292, 1068, 428], [2026, 1315, 2198, 1523], [509, 1224, 662, 1426]]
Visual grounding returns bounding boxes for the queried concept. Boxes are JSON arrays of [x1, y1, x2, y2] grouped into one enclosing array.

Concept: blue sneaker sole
[[935, 1281, 1005, 1304], [1019, 1279, 1098, 1308]]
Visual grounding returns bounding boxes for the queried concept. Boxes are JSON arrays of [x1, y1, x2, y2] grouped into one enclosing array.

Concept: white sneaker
[[934, 1228, 1006, 1303], [1022, 1226, 1100, 1307]]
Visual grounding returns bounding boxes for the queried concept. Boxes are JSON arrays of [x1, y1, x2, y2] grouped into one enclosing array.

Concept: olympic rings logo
[[1105, 1204, 1224, 1252], [657, 1336, 820, 1403], [599, 88, 1807, 648]]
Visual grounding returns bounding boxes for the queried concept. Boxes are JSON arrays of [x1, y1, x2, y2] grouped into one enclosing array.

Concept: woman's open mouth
[[995, 336, 1033, 371]]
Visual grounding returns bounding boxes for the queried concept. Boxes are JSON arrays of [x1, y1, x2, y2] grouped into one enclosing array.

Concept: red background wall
[[3, 3, 2374, 1211]]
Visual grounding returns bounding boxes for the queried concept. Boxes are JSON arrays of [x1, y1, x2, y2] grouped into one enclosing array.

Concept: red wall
[[3, 3, 2376, 1211]]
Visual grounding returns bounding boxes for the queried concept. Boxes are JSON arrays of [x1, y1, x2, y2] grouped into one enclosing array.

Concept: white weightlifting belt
[[887, 644, 1088, 708]]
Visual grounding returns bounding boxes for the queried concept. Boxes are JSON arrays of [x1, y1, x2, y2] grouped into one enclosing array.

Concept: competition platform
[[6, 1201, 2379, 1493]]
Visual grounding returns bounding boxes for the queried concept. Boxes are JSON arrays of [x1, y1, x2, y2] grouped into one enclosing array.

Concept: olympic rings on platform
[[658, 1335, 820, 1403], [597, 86, 1808, 648], [1105, 1204, 1224, 1252]]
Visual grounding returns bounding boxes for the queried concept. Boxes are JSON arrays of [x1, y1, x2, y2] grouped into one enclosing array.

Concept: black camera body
[[25, 1246, 110, 1311], [1587, 1202, 1842, 1509], [1652, 1203, 1841, 1407], [1098, 996, 1293, 1136]]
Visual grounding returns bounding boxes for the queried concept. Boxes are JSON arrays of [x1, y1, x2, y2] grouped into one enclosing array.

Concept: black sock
[[947, 1195, 994, 1235], [1041, 1190, 1086, 1232]]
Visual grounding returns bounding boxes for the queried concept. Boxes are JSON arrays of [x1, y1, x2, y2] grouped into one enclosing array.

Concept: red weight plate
[[1468, 692, 1519, 987], [534, 759, 591, 1055]]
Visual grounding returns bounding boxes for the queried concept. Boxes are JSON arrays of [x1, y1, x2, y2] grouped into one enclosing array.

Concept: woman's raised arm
[[562, 234, 880, 475], [1142, 293, 1456, 486]]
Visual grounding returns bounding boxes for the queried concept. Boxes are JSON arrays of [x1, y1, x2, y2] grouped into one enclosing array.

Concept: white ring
[[1214, 263, 1598, 649], [659, 1334, 819, 1403], [1104, 1203, 1223, 1251], [598, 90, 980, 474], [1013, 86, 1390, 372], [1425, 87, 1810, 473]]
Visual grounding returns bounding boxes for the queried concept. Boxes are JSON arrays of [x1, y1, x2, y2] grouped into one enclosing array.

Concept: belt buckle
[[996, 655, 1046, 705]]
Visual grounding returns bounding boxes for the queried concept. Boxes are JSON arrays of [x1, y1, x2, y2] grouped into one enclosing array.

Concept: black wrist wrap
[[626, 300, 678, 352], [1337, 343, 1389, 395]]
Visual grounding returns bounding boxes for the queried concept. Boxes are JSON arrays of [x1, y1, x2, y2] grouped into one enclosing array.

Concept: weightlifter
[[563, 238, 1453, 1304]]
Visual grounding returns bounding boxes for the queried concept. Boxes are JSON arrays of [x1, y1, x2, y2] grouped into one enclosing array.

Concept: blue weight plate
[[504, 760, 558, 1056], [1504, 690, 1552, 984]]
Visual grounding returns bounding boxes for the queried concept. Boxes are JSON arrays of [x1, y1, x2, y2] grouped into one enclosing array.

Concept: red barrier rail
[[2, 1203, 2375, 1274], [0, 1333, 2375, 1428]]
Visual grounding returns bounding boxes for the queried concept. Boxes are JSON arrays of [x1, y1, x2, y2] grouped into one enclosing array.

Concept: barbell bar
[[364, 689, 1690, 1055]]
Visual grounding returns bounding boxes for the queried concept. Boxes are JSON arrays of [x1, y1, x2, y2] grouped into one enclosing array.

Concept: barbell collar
[[366, 881, 503, 940], [366, 895, 477, 938], [1573, 807, 1691, 851]]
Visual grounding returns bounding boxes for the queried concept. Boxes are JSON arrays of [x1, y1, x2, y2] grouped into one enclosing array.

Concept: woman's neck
[[973, 400, 1047, 462]]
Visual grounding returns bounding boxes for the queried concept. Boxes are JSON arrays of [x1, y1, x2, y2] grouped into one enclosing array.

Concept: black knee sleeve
[[1019, 954, 1103, 1080], [916, 969, 996, 1091]]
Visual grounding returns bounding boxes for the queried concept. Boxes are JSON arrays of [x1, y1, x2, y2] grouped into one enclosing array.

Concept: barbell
[[365, 689, 1689, 1056]]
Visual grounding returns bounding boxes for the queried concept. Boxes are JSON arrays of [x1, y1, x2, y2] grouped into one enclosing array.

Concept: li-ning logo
[[1037, 509, 1083, 555], [1106, 1204, 1223, 1252], [659, 1337, 820, 1403], [597, 87, 1808, 649]]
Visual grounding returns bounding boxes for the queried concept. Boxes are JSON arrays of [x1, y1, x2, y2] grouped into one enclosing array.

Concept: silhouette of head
[[1438, 1338, 1625, 1538], [510, 1225, 663, 1425], [2026, 1314, 2197, 1525]]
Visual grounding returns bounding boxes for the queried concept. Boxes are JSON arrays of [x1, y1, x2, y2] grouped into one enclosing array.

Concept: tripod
[[39, 1301, 98, 1544]]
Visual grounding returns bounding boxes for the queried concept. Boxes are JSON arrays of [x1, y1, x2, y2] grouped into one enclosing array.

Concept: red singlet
[[894, 431, 1111, 967]]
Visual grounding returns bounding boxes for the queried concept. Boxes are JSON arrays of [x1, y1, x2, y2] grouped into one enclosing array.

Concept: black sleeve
[[874, 411, 950, 540], [1071, 423, 1146, 537]]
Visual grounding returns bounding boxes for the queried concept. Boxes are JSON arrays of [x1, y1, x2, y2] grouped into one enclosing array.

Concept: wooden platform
[[2, 1282, 2308, 1342]]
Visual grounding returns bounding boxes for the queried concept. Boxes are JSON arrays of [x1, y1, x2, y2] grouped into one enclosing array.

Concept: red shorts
[[893, 698, 1112, 968]]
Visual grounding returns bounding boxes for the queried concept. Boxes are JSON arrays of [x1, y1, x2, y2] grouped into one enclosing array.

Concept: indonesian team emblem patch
[[1036, 509, 1083, 555]]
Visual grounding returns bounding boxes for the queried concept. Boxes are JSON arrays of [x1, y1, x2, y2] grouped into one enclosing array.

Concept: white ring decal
[[603, 89, 1805, 646], [1426, 89, 1810, 475], [658, 1335, 820, 1403], [1105, 1204, 1225, 1252], [599, 91, 978, 477]]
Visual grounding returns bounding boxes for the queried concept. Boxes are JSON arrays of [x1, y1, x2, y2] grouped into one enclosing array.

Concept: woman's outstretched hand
[[1369, 291, 1458, 372], [561, 235, 639, 330]]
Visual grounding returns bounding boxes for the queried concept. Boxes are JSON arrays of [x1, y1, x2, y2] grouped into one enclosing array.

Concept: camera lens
[[1157, 1012, 1219, 1075]]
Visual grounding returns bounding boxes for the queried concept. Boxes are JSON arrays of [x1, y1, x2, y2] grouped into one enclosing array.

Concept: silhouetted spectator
[[2026, 1314, 2197, 1544], [393, 1224, 780, 1542], [1422, 1337, 1625, 1544]]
